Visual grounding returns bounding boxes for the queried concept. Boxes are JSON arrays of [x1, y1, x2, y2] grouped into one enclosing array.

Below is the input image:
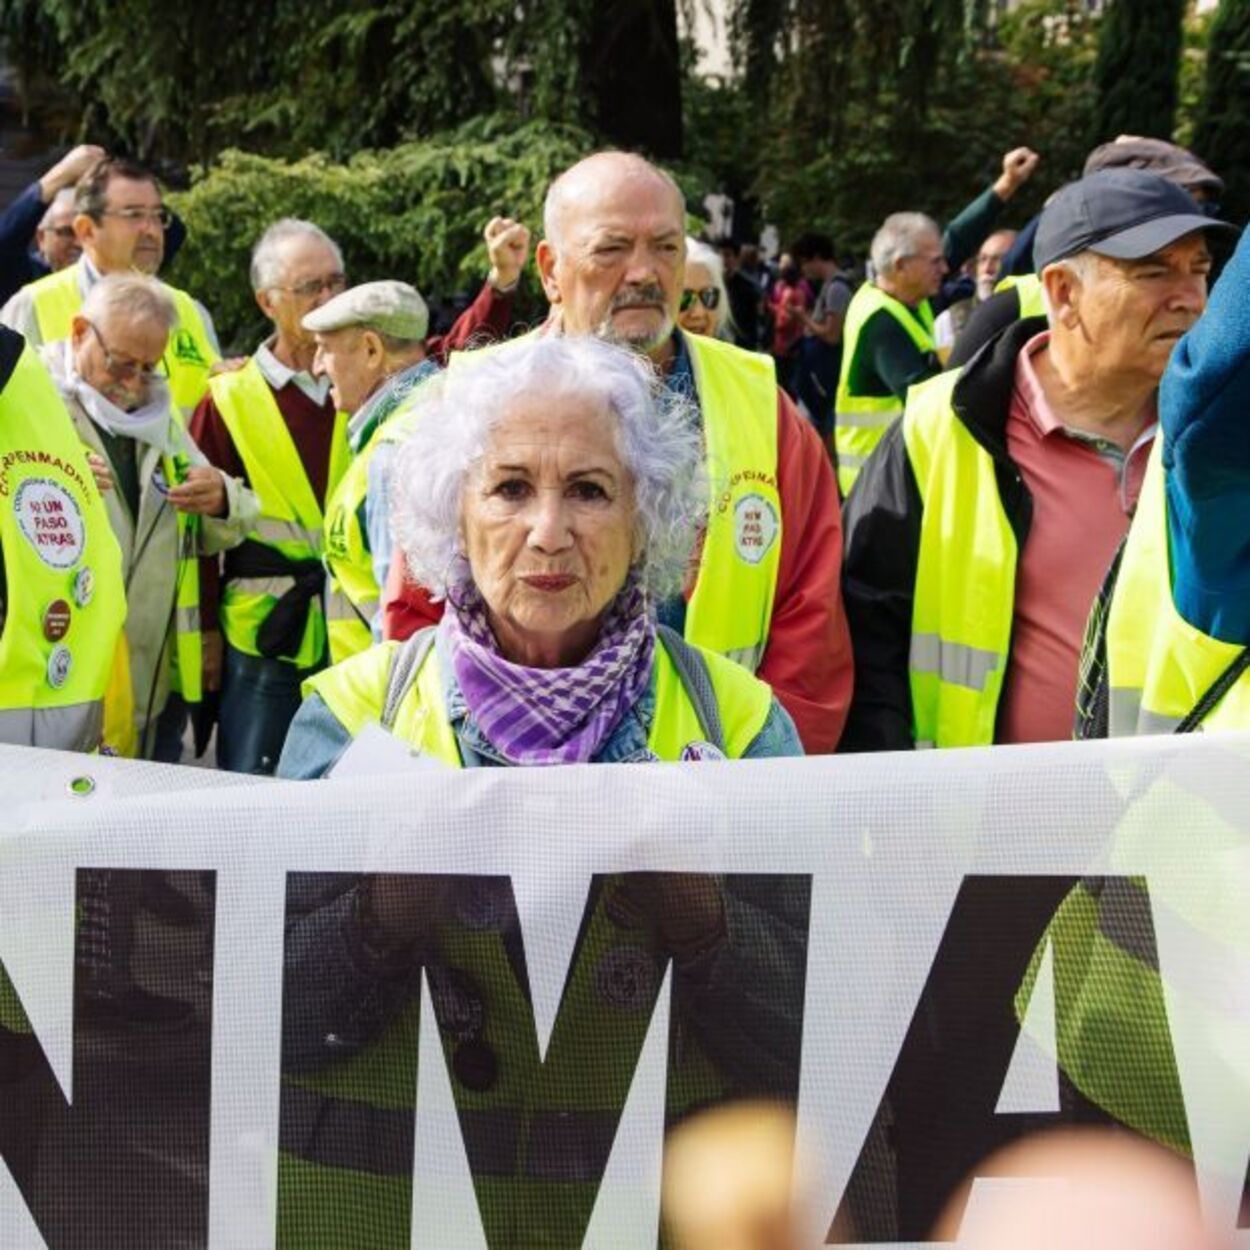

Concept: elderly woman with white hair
[[678, 237, 735, 342], [278, 334, 801, 777]]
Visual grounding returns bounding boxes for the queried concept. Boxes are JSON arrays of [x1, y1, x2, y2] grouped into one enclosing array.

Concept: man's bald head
[[536, 151, 688, 361], [543, 151, 685, 251]]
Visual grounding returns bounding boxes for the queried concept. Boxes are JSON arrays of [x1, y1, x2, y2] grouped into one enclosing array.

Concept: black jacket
[[839, 316, 1048, 752]]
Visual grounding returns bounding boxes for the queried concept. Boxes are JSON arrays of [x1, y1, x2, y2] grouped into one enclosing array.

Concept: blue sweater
[[1160, 223, 1250, 643]]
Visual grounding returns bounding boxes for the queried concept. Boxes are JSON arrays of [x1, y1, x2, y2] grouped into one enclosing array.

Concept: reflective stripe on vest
[[834, 283, 936, 495], [995, 272, 1047, 320], [902, 369, 1016, 748], [28, 262, 218, 416], [211, 358, 349, 669], [0, 343, 126, 751], [304, 633, 773, 764], [1105, 441, 1250, 735], [446, 332, 782, 675], [324, 405, 423, 664]]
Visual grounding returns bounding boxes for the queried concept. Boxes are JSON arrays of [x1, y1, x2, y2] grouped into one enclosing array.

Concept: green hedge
[[164, 115, 594, 351]]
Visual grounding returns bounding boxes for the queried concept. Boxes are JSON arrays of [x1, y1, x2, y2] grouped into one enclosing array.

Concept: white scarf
[[65, 341, 178, 456]]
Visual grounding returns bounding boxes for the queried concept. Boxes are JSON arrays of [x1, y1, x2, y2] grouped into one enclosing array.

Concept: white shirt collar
[[254, 337, 332, 407]]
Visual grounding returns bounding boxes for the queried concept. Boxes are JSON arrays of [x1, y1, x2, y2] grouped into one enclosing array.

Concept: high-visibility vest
[[323, 404, 422, 664], [212, 359, 349, 670], [0, 342, 126, 754], [1104, 441, 1250, 735], [834, 282, 936, 495], [448, 330, 782, 676], [902, 369, 1017, 748], [26, 262, 219, 417], [304, 626, 774, 765], [1015, 758, 1250, 1156], [280, 630, 773, 1244], [995, 272, 1046, 320]]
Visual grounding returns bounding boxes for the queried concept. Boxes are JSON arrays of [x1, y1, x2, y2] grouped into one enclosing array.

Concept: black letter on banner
[[0, 869, 214, 1247], [278, 872, 811, 1248], [830, 875, 1192, 1242]]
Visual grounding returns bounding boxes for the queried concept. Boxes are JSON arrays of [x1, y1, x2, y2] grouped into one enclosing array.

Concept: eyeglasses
[[99, 206, 173, 228], [277, 273, 348, 299], [680, 286, 721, 312], [43, 225, 77, 240], [86, 322, 160, 382]]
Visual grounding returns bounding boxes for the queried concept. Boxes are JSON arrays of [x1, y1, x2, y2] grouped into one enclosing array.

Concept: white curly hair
[[389, 334, 709, 602]]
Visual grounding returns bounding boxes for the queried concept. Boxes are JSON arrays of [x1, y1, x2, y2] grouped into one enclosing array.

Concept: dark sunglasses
[[680, 286, 721, 312]]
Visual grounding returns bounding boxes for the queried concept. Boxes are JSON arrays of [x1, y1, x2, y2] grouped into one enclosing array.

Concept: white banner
[[1, 736, 1249, 1249]]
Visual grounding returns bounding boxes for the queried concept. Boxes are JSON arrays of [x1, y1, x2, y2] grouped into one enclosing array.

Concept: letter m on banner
[[277, 872, 811, 1248]]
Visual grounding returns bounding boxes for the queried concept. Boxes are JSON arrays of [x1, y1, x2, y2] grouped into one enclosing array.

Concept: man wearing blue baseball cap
[[842, 168, 1236, 753]]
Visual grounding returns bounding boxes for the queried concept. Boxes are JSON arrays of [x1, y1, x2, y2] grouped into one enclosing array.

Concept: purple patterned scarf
[[441, 580, 656, 765]]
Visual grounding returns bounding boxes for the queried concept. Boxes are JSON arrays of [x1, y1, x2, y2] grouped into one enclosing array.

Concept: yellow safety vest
[[212, 359, 349, 670], [304, 627, 775, 764], [834, 282, 936, 496], [903, 370, 1017, 748], [447, 330, 782, 675], [1104, 441, 1250, 734], [324, 404, 422, 664], [0, 342, 126, 751], [995, 273, 1046, 320], [26, 261, 219, 417]]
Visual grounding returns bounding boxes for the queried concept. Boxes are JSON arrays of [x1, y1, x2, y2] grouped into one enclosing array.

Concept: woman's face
[[461, 389, 638, 667], [678, 261, 721, 338]]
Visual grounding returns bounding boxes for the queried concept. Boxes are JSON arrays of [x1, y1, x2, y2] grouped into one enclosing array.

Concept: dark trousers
[[217, 644, 320, 775]]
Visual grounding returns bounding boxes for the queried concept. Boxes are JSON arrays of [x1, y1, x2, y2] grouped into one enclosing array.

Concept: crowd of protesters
[[0, 133, 1247, 1240], [0, 133, 1245, 766]]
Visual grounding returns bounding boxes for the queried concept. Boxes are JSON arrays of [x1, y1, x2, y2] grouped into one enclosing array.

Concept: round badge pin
[[72, 566, 94, 608], [595, 945, 658, 1011], [42, 599, 71, 642], [46, 645, 72, 689]]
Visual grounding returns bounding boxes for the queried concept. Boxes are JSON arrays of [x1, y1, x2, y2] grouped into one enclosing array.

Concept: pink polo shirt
[[997, 333, 1155, 744]]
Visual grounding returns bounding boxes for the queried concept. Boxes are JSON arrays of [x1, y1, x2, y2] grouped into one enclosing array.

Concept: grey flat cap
[[302, 280, 429, 341]]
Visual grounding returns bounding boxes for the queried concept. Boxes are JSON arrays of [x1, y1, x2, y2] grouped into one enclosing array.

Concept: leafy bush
[[165, 115, 593, 351]]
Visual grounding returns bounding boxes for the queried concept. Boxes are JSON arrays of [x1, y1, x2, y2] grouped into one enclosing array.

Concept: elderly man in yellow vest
[[41, 274, 255, 759], [306, 281, 438, 662], [834, 147, 1039, 495], [841, 169, 1234, 756], [2, 157, 219, 419], [385, 152, 853, 753], [0, 322, 125, 752]]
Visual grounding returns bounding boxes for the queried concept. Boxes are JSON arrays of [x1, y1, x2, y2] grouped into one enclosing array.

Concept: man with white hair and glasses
[[833, 147, 1039, 494], [192, 215, 528, 773]]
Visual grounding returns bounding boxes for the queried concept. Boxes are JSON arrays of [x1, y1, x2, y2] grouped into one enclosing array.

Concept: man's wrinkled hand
[[168, 466, 227, 517], [86, 450, 113, 495], [485, 216, 532, 291]]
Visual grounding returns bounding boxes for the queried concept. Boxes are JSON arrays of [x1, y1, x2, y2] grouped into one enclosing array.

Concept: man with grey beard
[[387, 151, 853, 753]]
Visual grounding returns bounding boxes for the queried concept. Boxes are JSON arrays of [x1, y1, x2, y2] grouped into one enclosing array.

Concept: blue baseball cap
[[1034, 168, 1236, 271]]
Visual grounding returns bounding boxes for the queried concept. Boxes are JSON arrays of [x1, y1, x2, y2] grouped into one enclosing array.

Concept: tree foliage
[[163, 116, 592, 351], [1195, 0, 1250, 225], [1092, 0, 1186, 143]]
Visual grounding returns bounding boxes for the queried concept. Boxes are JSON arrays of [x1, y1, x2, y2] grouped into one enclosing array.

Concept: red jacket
[[383, 378, 853, 753]]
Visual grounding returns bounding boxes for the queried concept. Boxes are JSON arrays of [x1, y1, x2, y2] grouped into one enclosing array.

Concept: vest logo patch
[[173, 329, 207, 367], [733, 493, 778, 564], [681, 740, 727, 762], [15, 477, 86, 569]]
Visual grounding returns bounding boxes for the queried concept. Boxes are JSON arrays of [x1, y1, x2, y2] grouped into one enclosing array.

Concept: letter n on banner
[[0, 869, 214, 1247], [829, 875, 1192, 1242], [277, 872, 811, 1249]]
